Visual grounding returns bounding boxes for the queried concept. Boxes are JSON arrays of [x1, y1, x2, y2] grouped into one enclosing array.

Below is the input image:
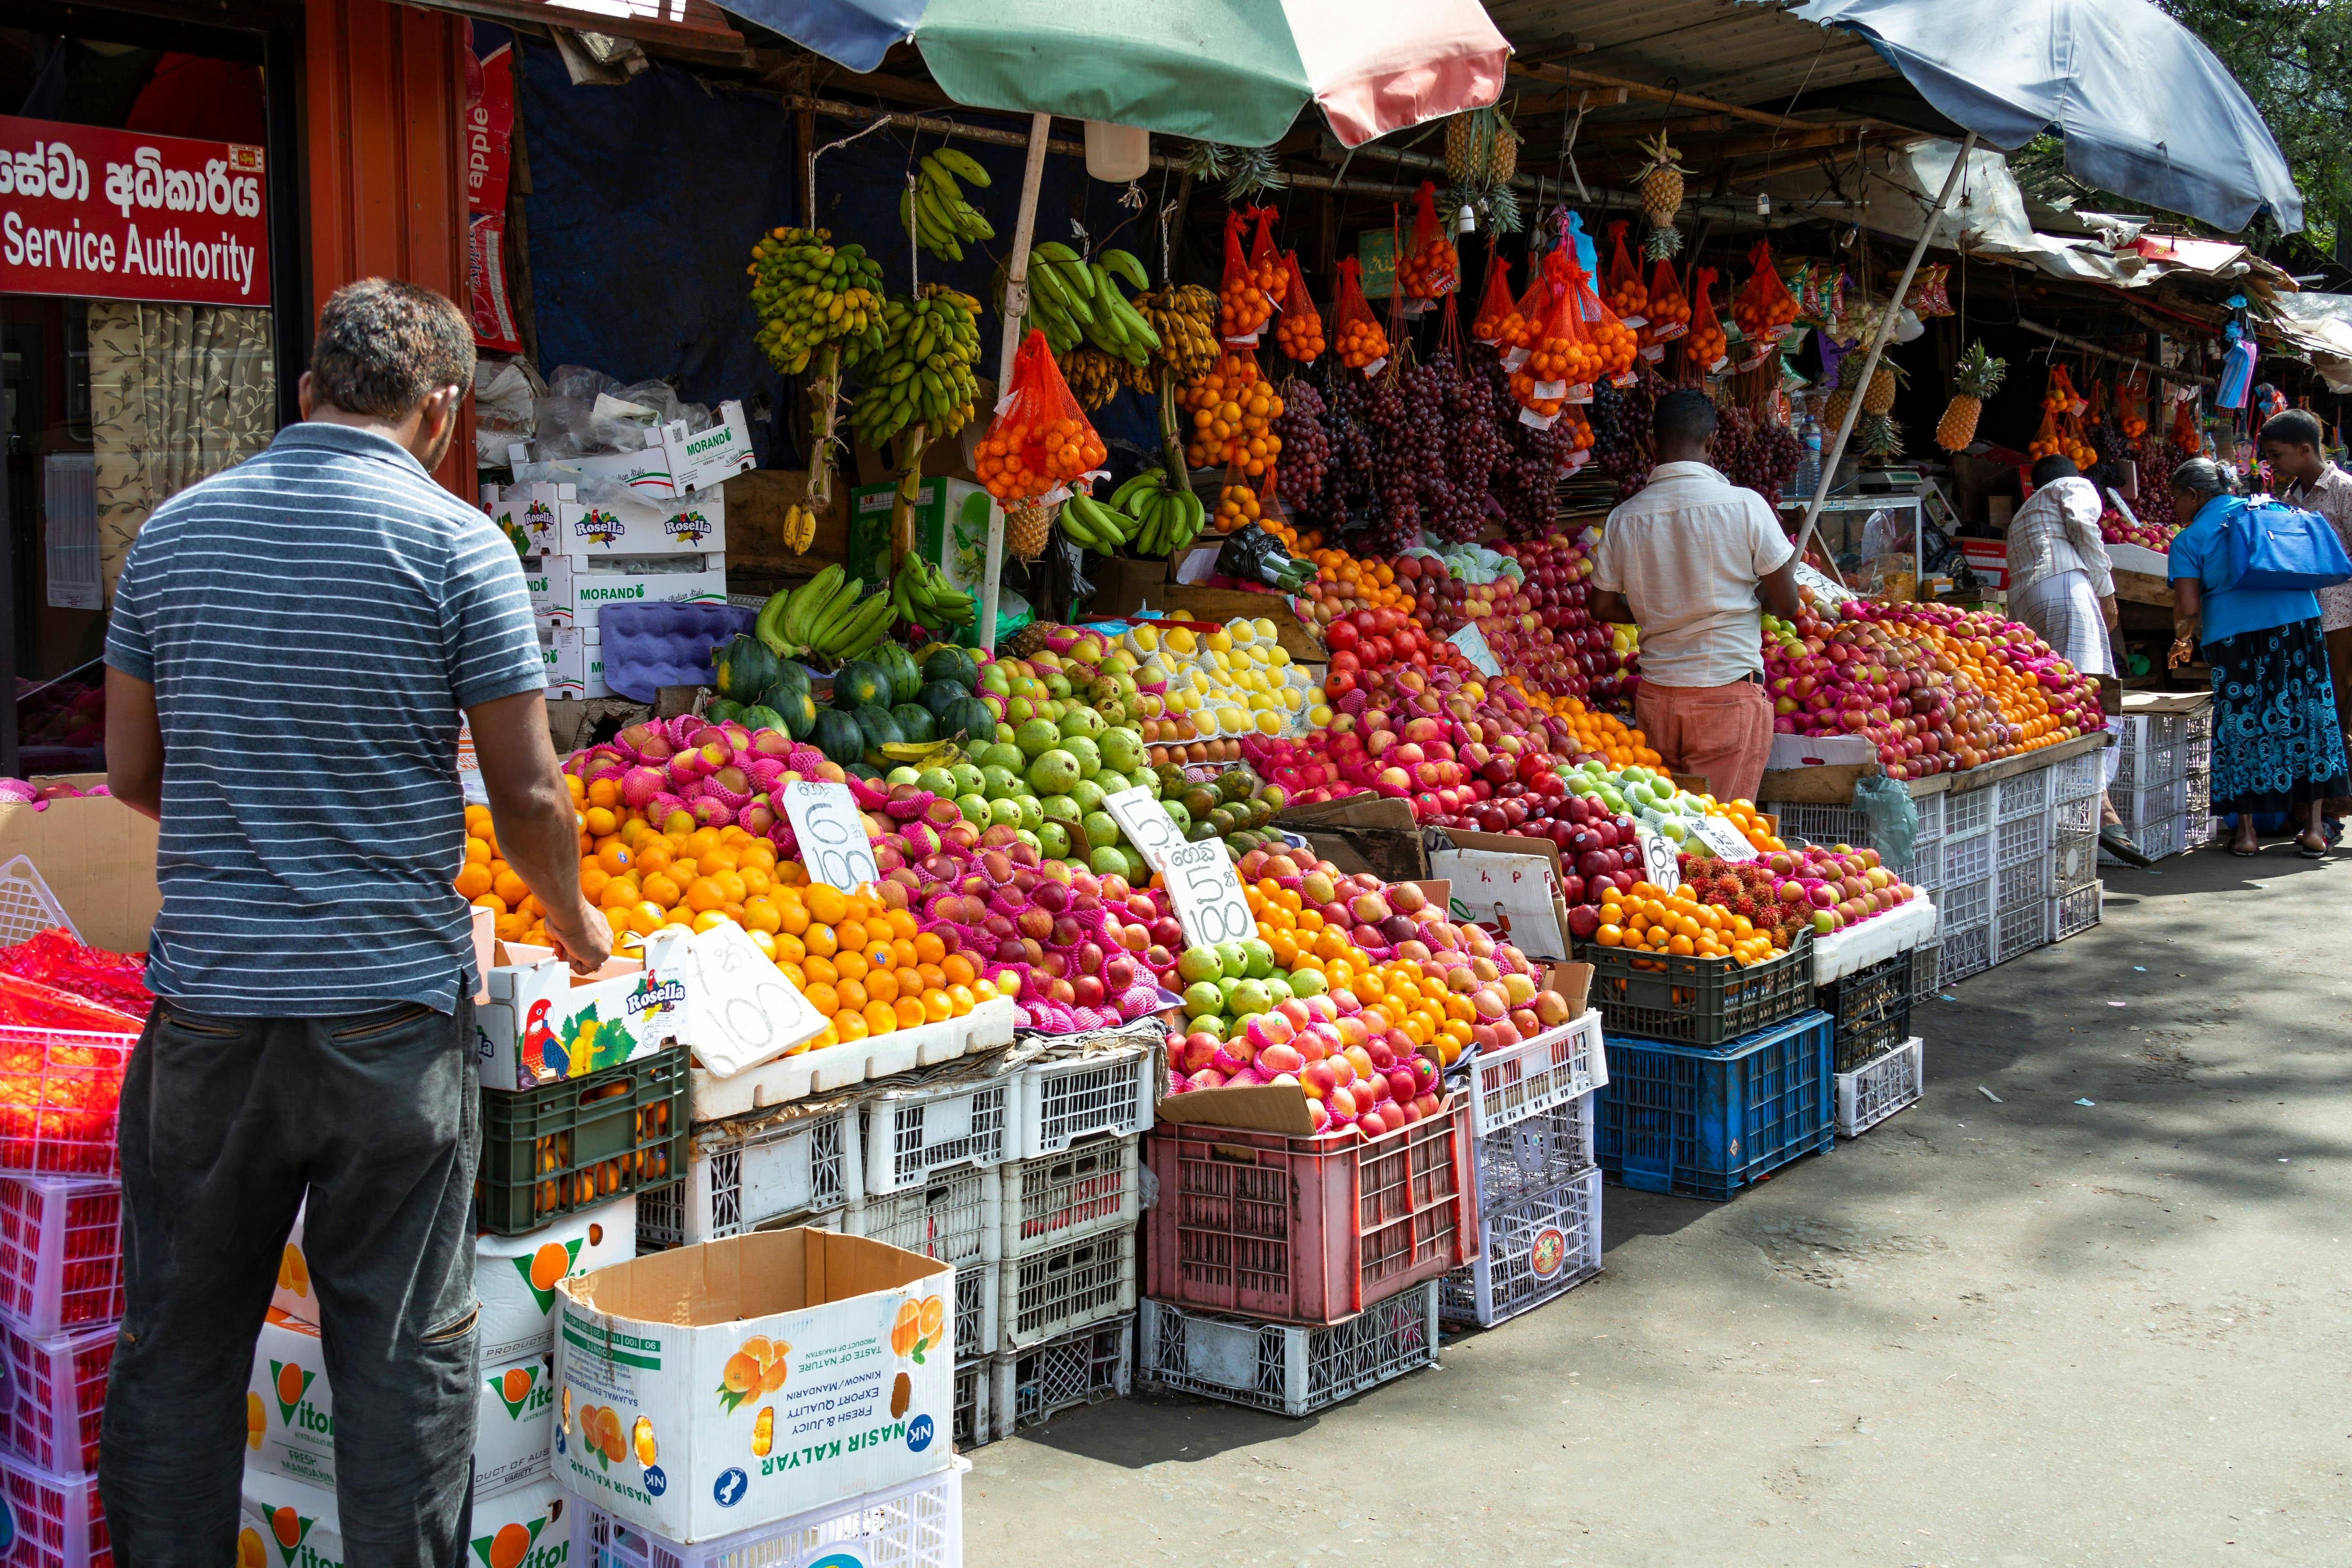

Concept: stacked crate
[[2045, 747, 2105, 945], [1753, 794, 1946, 1005], [2106, 713, 2196, 862], [0, 1178, 122, 1568], [1934, 784, 1996, 985], [2180, 708, 2217, 847], [1988, 767, 2054, 966]]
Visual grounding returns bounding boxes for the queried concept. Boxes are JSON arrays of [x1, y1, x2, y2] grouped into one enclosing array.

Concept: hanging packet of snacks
[[1331, 256, 1390, 373], [1248, 208, 1288, 308], [1684, 266, 1727, 374], [1642, 258, 1689, 356], [1510, 252, 1597, 424], [1471, 250, 1515, 345], [1732, 239, 1801, 345], [1794, 260, 1845, 329], [1562, 248, 1638, 383], [976, 329, 1107, 502], [1603, 221, 1648, 323], [1396, 180, 1461, 299], [1905, 262, 1954, 317], [1274, 250, 1324, 361], [1219, 210, 1272, 343]]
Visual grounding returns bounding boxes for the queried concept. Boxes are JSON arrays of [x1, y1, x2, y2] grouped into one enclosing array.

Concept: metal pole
[[978, 112, 1051, 658], [1793, 131, 1978, 564]]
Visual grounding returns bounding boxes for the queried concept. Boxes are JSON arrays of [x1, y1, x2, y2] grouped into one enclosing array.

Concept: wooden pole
[[978, 112, 1052, 657]]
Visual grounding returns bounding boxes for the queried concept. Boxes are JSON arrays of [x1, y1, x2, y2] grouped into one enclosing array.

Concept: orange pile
[[771, 879, 1000, 1053], [1178, 351, 1285, 475], [1591, 880, 1785, 966], [1213, 483, 1263, 534], [976, 412, 1106, 502], [1297, 550, 1418, 620], [1335, 316, 1389, 369], [1514, 688, 1664, 768]]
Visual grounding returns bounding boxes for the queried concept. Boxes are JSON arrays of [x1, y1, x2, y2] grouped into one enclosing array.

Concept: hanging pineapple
[[1935, 342, 2006, 451], [1862, 359, 1902, 414], [1445, 107, 1520, 187], [1005, 501, 1053, 562], [1636, 134, 1687, 258], [1857, 412, 1904, 459]]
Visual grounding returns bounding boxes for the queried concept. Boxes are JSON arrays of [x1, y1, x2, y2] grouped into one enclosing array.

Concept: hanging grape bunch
[[2087, 409, 2129, 491], [1272, 380, 1331, 515], [1442, 353, 1508, 536], [1319, 369, 1381, 534], [1406, 357, 1481, 543], [1361, 374, 1426, 554], [1591, 374, 1659, 501], [1710, 406, 1803, 509]]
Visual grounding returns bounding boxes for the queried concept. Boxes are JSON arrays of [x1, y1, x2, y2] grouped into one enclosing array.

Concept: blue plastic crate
[[1596, 1011, 1835, 1202]]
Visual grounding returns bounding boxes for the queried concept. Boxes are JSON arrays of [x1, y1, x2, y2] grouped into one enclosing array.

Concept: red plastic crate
[[0, 1323, 111, 1473], [1144, 1095, 1476, 1324], [0, 1452, 108, 1568], [0, 1180, 122, 1338], [0, 1030, 133, 1180]]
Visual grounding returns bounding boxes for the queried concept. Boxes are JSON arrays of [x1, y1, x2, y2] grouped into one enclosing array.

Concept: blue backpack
[[2213, 494, 2352, 593]]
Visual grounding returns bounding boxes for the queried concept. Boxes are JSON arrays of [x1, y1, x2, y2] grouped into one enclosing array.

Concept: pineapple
[[1863, 365, 1898, 415], [1824, 388, 1853, 432], [1003, 619, 1053, 657], [1935, 341, 2006, 451], [1006, 502, 1051, 562], [1636, 133, 1687, 260], [1857, 412, 1904, 459]]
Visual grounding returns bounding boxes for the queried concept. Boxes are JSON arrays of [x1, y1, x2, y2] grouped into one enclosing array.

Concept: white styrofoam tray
[[1808, 895, 1938, 983]]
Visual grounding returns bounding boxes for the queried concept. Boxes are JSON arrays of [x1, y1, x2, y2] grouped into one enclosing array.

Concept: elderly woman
[[2167, 458, 2351, 857]]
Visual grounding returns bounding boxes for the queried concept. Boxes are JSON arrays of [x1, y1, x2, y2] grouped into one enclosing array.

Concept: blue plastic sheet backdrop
[[514, 33, 1179, 471]]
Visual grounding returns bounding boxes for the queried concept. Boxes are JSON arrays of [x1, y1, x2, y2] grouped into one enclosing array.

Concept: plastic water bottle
[[1794, 415, 1824, 500]]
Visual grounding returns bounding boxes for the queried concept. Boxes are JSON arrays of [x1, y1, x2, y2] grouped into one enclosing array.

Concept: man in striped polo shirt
[[98, 279, 610, 1568]]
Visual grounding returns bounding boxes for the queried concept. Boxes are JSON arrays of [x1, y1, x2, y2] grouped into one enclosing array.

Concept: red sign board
[[0, 114, 270, 308]]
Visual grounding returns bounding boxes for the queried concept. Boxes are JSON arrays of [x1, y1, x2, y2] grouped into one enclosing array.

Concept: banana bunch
[[1057, 488, 1137, 555], [890, 551, 977, 629], [1062, 347, 1122, 412], [1013, 243, 1162, 365], [1108, 468, 1207, 558], [848, 284, 984, 449], [751, 564, 895, 663], [900, 149, 995, 261], [1137, 285, 1221, 380], [781, 502, 816, 554], [747, 228, 886, 375]]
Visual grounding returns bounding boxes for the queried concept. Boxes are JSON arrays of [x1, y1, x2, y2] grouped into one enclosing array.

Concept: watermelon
[[713, 635, 781, 704], [873, 643, 923, 706], [809, 709, 866, 767], [704, 698, 745, 724], [921, 646, 978, 691], [762, 664, 818, 739], [832, 659, 890, 711], [850, 705, 905, 765], [938, 695, 996, 740], [739, 704, 788, 734], [848, 763, 884, 783], [890, 703, 937, 743], [917, 680, 967, 724]]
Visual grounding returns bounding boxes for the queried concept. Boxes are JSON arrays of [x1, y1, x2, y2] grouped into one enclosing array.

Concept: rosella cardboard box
[[486, 482, 568, 557], [528, 555, 728, 631], [476, 936, 689, 1091], [544, 626, 606, 701], [241, 1473, 568, 1568], [270, 1197, 636, 1362], [556, 495, 726, 560], [246, 1308, 554, 1498], [551, 1228, 954, 1543]]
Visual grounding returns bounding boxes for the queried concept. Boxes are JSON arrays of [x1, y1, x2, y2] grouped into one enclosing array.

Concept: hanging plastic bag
[[1332, 257, 1390, 372], [1905, 262, 1954, 317], [1274, 250, 1324, 361], [1396, 181, 1460, 300], [1219, 210, 1272, 343], [1732, 239, 1800, 345], [1471, 250, 1515, 345], [1248, 208, 1287, 308], [1684, 266, 1727, 374], [1603, 221, 1647, 322], [1852, 774, 1922, 869], [975, 330, 1108, 503]]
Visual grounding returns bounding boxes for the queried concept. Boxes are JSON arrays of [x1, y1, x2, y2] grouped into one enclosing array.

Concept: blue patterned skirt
[[2207, 618, 2352, 814]]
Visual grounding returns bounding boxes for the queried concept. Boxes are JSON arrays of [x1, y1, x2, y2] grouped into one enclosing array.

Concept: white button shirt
[[1593, 461, 1795, 688]]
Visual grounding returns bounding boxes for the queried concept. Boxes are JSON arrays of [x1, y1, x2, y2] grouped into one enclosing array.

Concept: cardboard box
[[486, 482, 566, 556], [846, 479, 996, 603], [544, 626, 607, 701], [1959, 538, 2008, 591], [556, 495, 726, 560], [1273, 795, 1428, 884], [241, 1473, 567, 1568], [522, 402, 756, 505], [476, 939, 689, 1092], [1425, 838, 1570, 960], [0, 780, 160, 954], [551, 1229, 954, 1543], [246, 1309, 553, 1499], [271, 1197, 637, 1362], [528, 555, 729, 632]]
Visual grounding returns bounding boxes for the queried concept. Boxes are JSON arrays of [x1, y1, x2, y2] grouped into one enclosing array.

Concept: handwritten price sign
[[1633, 826, 1682, 893], [780, 780, 880, 892], [677, 920, 826, 1077], [1103, 786, 1183, 872], [1162, 840, 1256, 948], [1687, 816, 1759, 862]]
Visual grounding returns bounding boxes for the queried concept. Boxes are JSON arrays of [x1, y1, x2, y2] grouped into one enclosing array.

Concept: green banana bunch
[[1058, 488, 1145, 555], [746, 227, 887, 375], [847, 284, 985, 449], [1107, 468, 1208, 559], [900, 149, 995, 262], [889, 551, 977, 629], [810, 585, 898, 664], [1072, 249, 1163, 369], [755, 564, 859, 659]]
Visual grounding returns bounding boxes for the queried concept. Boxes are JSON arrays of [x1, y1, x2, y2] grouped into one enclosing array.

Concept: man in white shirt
[[1591, 390, 1799, 804]]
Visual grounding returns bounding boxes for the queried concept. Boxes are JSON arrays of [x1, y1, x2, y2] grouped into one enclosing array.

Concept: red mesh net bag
[[1219, 210, 1272, 342], [1332, 257, 1390, 371], [1732, 239, 1800, 344], [0, 930, 150, 1021], [1471, 250, 1514, 344], [1274, 250, 1324, 361], [1604, 221, 1648, 320], [1642, 259, 1689, 356], [1248, 208, 1287, 307], [1395, 181, 1460, 299], [2171, 391, 2200, 451], [1562, 248, 1638, 380], [1683, 266, 1727, 374], [1504, 261, 1555, 352], [1510, 252, 1597, 418], [975, 330, 1107, 501], [2118, 372, 2150, 438]]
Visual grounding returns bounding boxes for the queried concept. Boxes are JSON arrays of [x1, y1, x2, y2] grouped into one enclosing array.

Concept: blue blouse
[[2167, 495, 2322, 645]]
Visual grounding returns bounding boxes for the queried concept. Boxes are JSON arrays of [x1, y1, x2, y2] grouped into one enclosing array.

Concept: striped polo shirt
[[105, 421, 547, 1015]]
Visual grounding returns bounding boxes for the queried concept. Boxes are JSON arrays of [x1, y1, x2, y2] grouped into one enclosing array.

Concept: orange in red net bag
[[1471, 250, 1515, 344], [1683, 266, 1727, 374], [1732, 239, 1800, 343], [2118, 372, 2150, 438], [1248, 208, 1287, 307], [1561, 247, 1639, 380], [1274, 250, 1324, 361], [976, 330, 1107, 502], [1332, 256, 1390, 371], [1510, 252, 1600, 419], [1501, 259, 1557, 355], [1644, 258, 1690, 348], [2170, 391, 2200, 451], [1219, 210, 1272, 342], [1604, 221, 1648, 320], [1395, 181, 1460, 299]]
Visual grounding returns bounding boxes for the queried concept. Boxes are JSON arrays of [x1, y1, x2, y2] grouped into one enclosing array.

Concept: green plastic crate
[[1586, 930, 1814, 1047], [477, 1046, 687, 1236]]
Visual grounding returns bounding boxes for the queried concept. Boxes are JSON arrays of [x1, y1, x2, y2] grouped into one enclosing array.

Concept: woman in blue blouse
[[2168, 458, 2350, 858]]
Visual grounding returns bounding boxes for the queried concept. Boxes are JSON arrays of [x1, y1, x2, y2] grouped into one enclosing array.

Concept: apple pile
[[2098, 507, 2177, 551], [1320, 604, 1438, 705], [1170, 993, 1447, 1139]]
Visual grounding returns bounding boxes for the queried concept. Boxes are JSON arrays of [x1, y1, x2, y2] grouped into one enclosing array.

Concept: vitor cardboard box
[[270, 1197, 637, 1362], [0, 782, 160, 955], [556, 495, 726, 560], [846, 479, 995, 602], [528, 555, 729, 631], [241, 1473, 569, 1568], [551, 1229, 955, 1543], [246, 1309, 555, 1498], [477, 941, 688, 1092]]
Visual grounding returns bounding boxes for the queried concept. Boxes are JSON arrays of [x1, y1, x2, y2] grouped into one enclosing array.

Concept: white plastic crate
[[2117, 711, 2182, 754], [1937, 871, 1991, 934], [999, 1136, 1139, 1257], [1994, 765, 2050, 822], [1941, 828, 1993, 892], [1836, 1037, 1923, 1137], [0, 859, 76, 949], [1939, 922, 1991, 986], [2051, 826, 2099, 894], [687, 995, 1016, 1120], [0, 1179, 121, 1338], [0, 1452, 105, 1568], [1461, 1010, 1605, 1137], [2049, 793, 2097, 835], [847, 1167, 1001, 1362], [2113, 739, 2178, 791], [1907, 940, 1942, 1005], [2048, 882, 2103, 943], [2180, 708, 2214, 750], [1469, 1089, 1595, 1217], [2106, 811, 2187, 863], [1996, 851, 2050, 909], [1992, 896, 2046, 966], [2048, 748, 2103, 803], [953, 1357, 992, 1450], [1944, 783, 1993, 839], [1911, 790, 1945, 844], [1439, 1166, 1602, 1329], [1759, 800, 1867, 849], [2185, 768, 2211, 818], [638, 1200, 835, 1254], [2112, 776, 2188, 830], [1994, 809, 2047, 869], [863, 1076, 1014, 1196], [1000, 1227, 1136, 1349], [0, 1321, 110, 1475], [574, 1456, 967, 1568], [1014, 1047, 1155, 1159], [990, 1314, 1132, 1435], [1902, 837, 1942, 896], [1139, 1280, 1439, 1418], [637, 1103, 857, 1248]]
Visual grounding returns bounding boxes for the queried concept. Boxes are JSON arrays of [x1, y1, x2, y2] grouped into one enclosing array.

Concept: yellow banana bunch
[[1062, 347, 1123, 411], [781, 502, 817, 554], [1138, 284, 1221, 380], [746, 227, 887, 376]]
